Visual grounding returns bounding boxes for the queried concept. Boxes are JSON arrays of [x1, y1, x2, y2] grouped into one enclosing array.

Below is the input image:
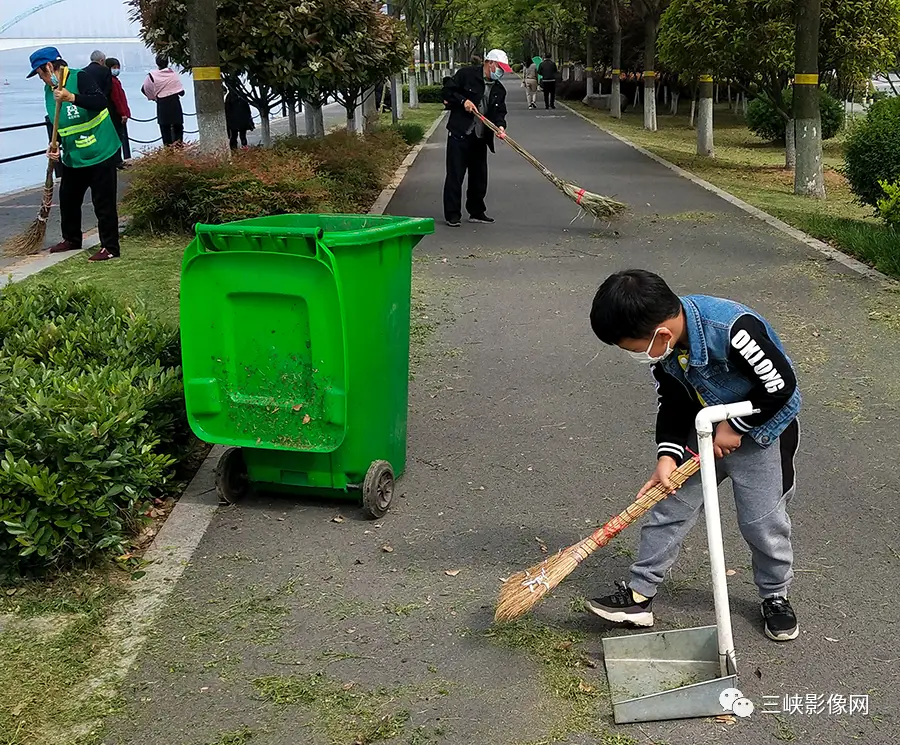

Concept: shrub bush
[[124, 146, 332, 233], [285, 130, 408, 211], [844, 96, 900, 207], [125, 129, 409, 231], [401, 84, 444, 103], [0, 281, 186, 575], [746, 88, 845, 142], [876, 180, 900, 228], [390, 122, 426, 145]]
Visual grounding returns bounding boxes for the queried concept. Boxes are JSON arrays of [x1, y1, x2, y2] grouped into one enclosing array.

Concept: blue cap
[[27, 46, 61, 78]]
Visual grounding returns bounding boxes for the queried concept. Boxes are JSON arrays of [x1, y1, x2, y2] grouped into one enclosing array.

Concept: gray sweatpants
[[629, 419, 800, 600]]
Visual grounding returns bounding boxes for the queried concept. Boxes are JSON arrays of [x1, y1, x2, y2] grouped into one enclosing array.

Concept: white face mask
[[626, 327, 673, 364]]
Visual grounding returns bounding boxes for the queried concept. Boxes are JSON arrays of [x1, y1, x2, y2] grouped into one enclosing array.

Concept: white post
[[695, 401, 758, 678]]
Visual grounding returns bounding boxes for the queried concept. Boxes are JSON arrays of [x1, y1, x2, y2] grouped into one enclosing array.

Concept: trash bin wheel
[[216, 447, 251, 505], [362, 460, 394, 519]]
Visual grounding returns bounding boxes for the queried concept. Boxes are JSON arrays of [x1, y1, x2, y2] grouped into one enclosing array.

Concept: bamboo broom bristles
[[494, 457, 700, 623]]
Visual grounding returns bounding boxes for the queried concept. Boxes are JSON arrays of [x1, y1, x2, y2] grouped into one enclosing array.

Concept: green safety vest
[[45, 67, 120, 168]]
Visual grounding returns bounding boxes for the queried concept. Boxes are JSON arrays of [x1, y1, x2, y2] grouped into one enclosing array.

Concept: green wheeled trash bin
[[179, 213, 435, 518]]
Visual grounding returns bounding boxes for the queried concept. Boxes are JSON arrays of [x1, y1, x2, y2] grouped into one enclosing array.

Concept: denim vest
[[658, 295, 801, 448]]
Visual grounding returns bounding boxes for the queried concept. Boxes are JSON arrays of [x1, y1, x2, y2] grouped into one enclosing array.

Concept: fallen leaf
[[277, 517, 285, 522], [755, 667, 762, 679], [130, 570, 147, 581], [715, 715, 736, 724], [578, 680, 596, 693], [382, 545, 394, 553], [342, 682, 355, 690], [444, 569, 461, 576], [11, 701, 27, 716], [825, 636, 840, 642], [200, 686, 210, 692], [331, 515, 345, 523], [302, 414, 311, 424], [292, 404, 303, 411], [725, 569, 737, 576]]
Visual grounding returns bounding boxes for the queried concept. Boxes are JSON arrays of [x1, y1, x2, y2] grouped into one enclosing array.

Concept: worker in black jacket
[[441, 48, 510, 227]]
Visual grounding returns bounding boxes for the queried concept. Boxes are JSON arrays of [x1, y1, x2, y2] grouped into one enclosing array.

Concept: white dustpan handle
[[696, 402, 758, 678]]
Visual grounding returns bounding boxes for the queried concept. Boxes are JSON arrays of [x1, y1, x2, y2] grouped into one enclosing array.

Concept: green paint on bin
[[180, 213, 435, 494]]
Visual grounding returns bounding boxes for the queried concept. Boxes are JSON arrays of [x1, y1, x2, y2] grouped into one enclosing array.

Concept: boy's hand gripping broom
[[3, 96, 63, 257], [494, 456, 700, 623], [475, 113, 627, 221]]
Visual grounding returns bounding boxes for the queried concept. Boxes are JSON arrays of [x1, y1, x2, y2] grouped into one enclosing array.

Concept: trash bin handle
[[194, 223, 325, 247]]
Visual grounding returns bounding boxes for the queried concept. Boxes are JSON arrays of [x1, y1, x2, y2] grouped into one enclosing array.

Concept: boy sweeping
[[587, 270, 801, 642]]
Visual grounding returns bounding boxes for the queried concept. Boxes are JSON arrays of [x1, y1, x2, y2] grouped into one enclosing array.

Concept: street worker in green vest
[[28, 46, 121, 261]]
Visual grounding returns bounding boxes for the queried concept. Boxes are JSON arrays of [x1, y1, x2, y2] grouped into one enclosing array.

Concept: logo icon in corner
[[719, 687, 755, 718]]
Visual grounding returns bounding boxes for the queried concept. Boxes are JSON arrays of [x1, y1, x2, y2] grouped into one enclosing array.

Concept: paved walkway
[[0, 103, 346, 272], [101, 96, 899, 744]]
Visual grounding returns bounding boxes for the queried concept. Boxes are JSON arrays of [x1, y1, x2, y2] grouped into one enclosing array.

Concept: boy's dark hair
[[590, 269, 681, 345], [105, 57, 120, 69], [155, 55, 169, 70]]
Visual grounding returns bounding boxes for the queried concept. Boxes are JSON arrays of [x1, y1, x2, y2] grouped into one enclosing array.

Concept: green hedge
[[0, 282, 186, 575], [746, 88, 845, 142], [844, 96, 900, 207], [124, 130, 408, 232], [401, 84, 444, 104]]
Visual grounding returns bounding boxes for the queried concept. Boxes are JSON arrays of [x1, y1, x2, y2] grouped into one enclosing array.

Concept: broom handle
[[44, 96, 63, 186], [569, 457, 701, 562], [475, 113, 558, 184]]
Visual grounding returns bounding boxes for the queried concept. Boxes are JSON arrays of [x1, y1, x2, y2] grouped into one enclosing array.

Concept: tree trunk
[[643, 14, 658, 131], [611, 1, 622, 118], [727, 82, 732, 109], [793, 0, 825, 198], [304, 99, 324, 138], [185, 0, 228, 155], [785, 119, 796, 168], [697, 74, 714, 156], [585, 29, 594, 98], [287, 91, 298, 136], [259, 106, 271, 146], [362, 85, 378, 133], [671, 91, 679, 115], [391, 75, 402, 122], [690, 96, 696, 127], [409, 64, 419, 108], [418, 31, 427, 85]]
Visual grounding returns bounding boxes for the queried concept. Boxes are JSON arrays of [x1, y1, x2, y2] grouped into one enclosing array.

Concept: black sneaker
[[761, 597, 799, 641], [468, 215, 495, 224], [585, 581, 654, 627], [446, 219, 461, 227]]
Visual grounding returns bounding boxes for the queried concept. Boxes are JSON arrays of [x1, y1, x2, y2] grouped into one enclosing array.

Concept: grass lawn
[[571, 102, 900, 278], [0, 569, 130, 745], [389, 101, 445, 132]]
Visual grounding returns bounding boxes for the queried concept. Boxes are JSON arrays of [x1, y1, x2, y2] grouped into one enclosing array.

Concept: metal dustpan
[[602, 401, 758, 724]]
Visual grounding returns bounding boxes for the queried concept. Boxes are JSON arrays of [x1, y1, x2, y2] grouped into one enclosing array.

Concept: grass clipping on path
[[253, 673, 410, 745]]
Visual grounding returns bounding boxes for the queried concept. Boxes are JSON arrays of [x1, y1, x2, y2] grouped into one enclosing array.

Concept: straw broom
[[494, 456, 700, 623], [2, 97, 63, 257], [476, 113, 627, 220]]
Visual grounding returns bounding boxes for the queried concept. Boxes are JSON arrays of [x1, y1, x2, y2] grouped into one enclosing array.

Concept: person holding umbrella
[[27, 46, 122, 261]]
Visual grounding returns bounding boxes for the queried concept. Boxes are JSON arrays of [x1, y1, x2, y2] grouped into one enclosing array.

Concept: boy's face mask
[[111, 68, 120, 77], [625, 327, 674, 364]]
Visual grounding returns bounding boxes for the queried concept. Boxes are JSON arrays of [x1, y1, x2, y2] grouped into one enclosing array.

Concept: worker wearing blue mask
[[440, 49, 510, 227]]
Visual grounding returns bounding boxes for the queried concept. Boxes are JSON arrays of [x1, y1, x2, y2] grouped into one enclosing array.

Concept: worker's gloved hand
[[464, 99, 477, 114], [46, 146, 60, 162], [53, 88, 75, 104]]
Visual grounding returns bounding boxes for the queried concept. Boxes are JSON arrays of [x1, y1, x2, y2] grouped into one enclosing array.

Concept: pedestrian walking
[[27, 46, 121, 261], [587, 269, 801, 643], [224, 86, 254, 150], [141, 55, 185, 146], [523, 58, 539, 109], [440, 48, 509, 228], [105, 57, 132, 163], [538, 54, 558, 109]]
